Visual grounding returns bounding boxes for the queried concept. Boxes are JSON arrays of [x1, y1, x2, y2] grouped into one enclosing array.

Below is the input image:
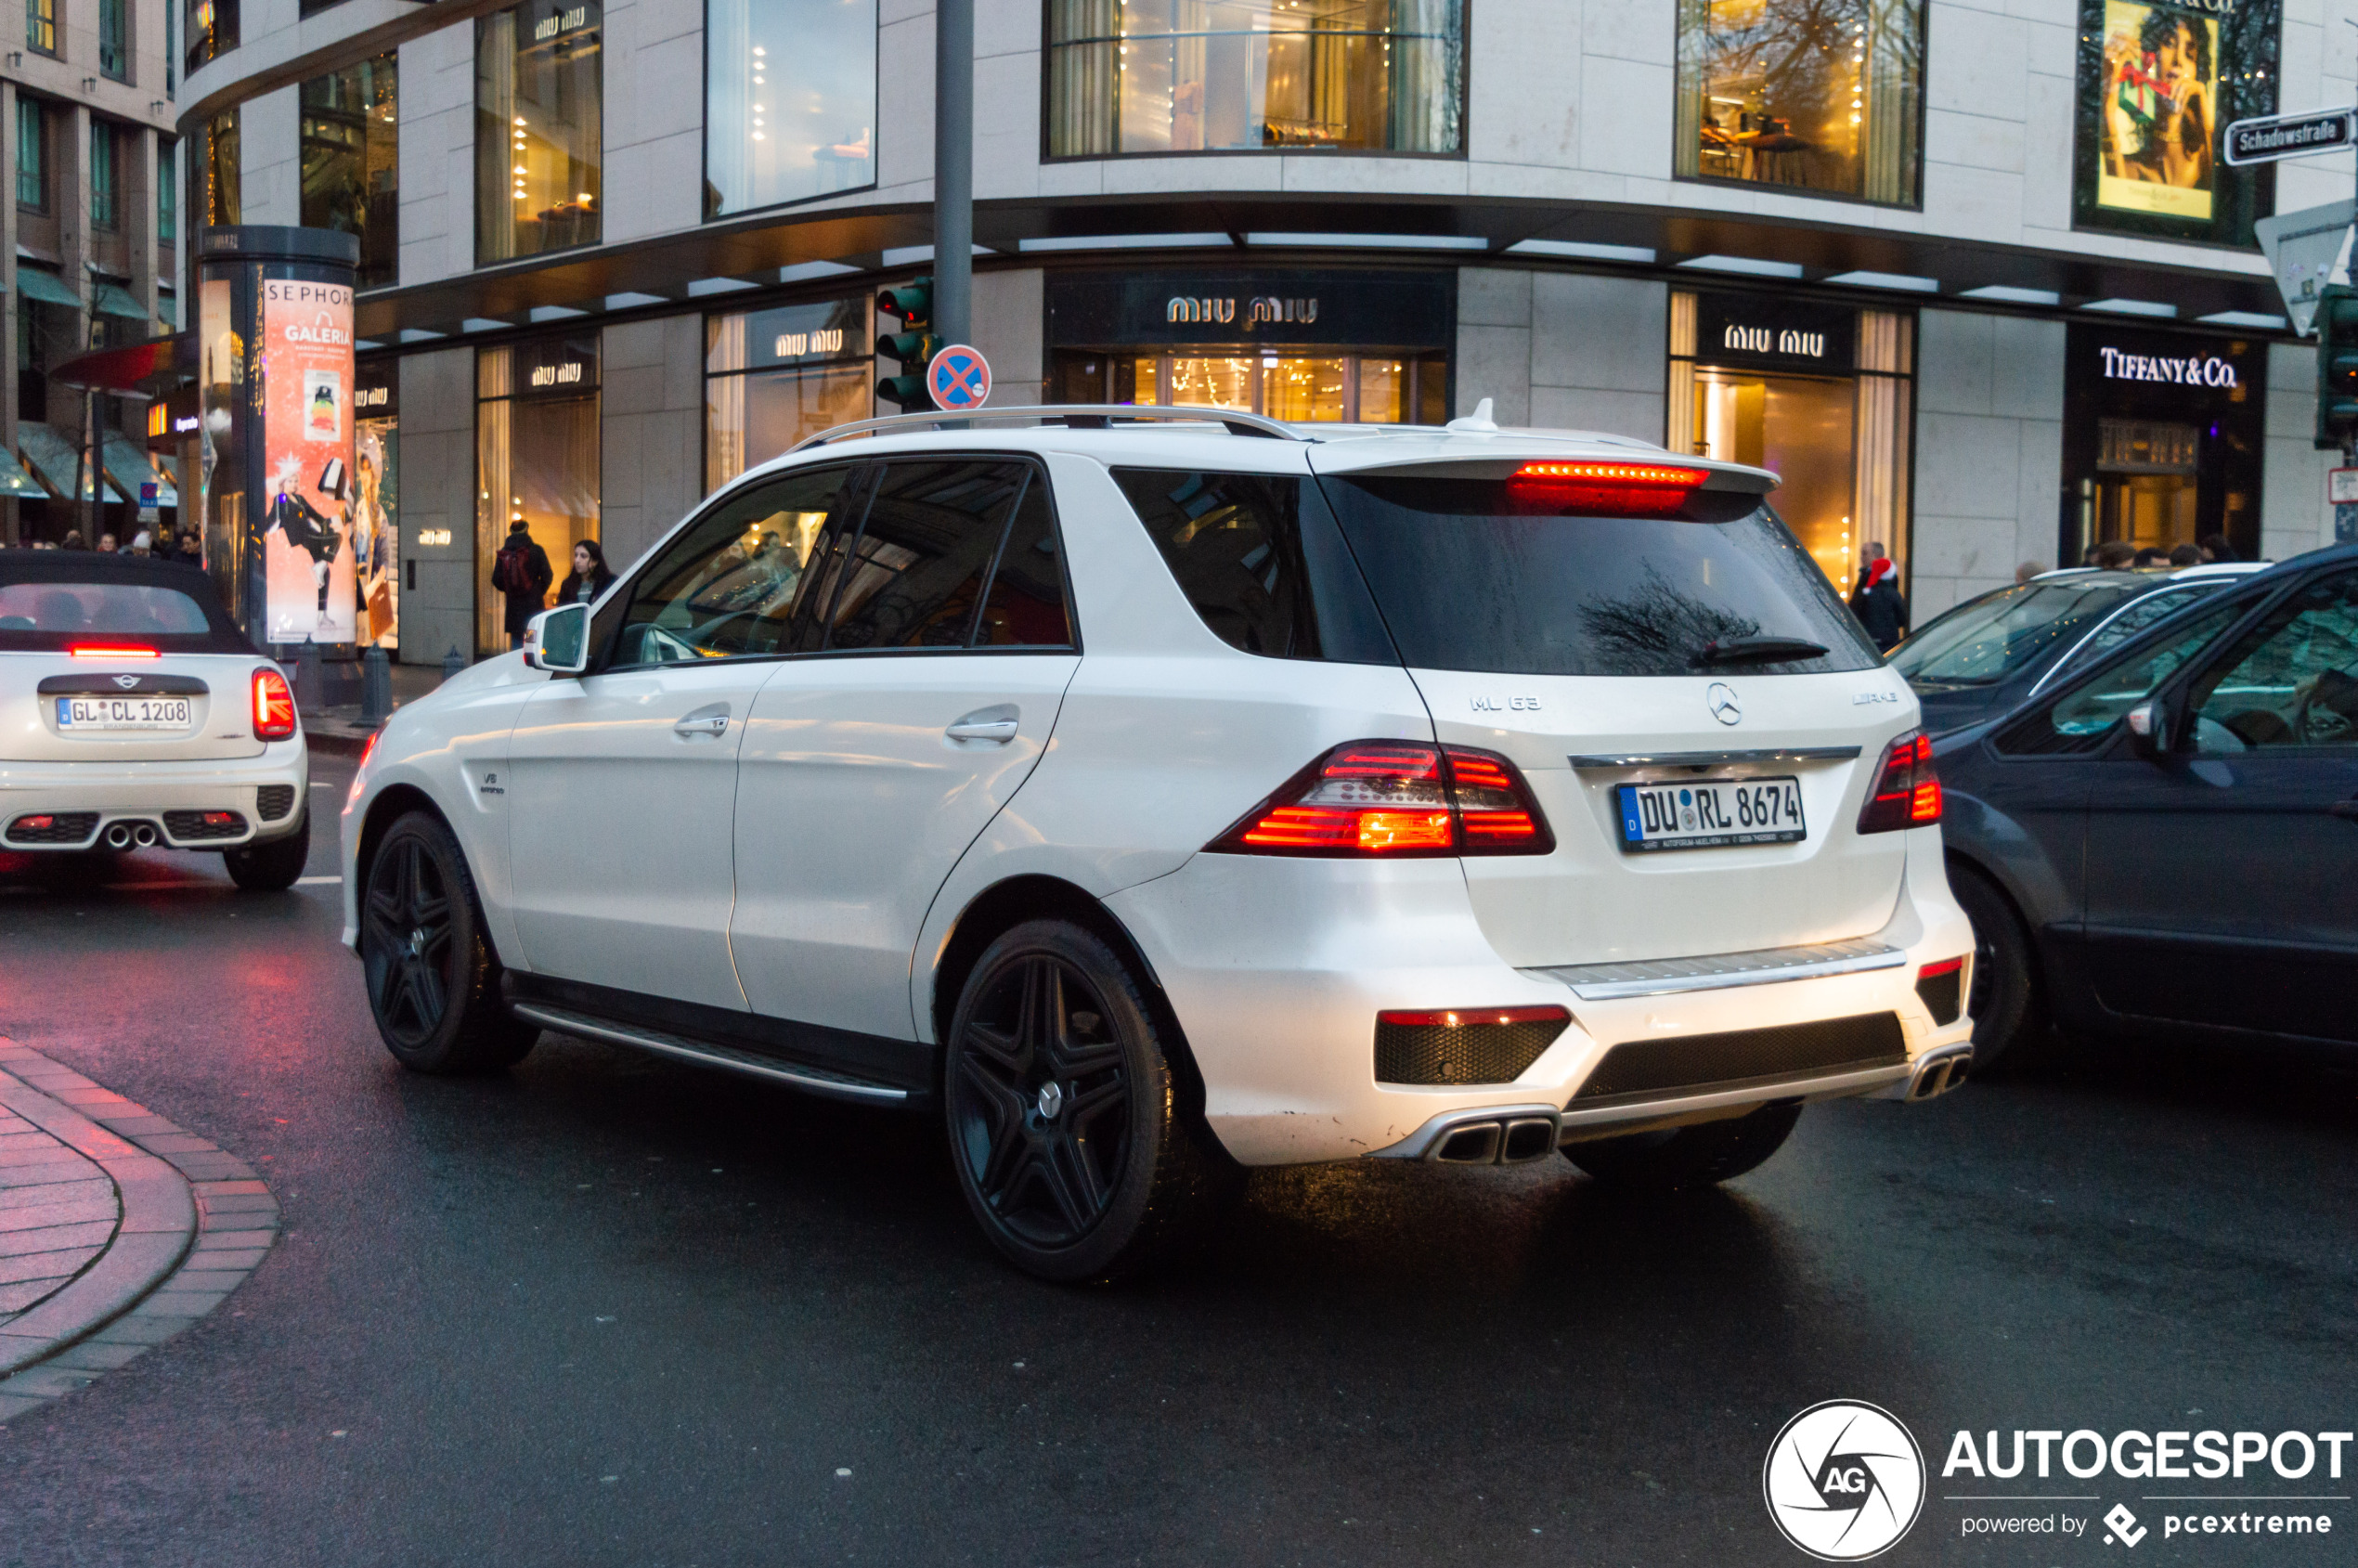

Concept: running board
[[509, 1003, 910, 1106]]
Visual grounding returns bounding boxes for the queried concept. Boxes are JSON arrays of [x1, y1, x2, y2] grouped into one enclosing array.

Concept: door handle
[[674, 703, 730, 739], [2330, 799, 2358, 821], [946, 704, 1020, 744]]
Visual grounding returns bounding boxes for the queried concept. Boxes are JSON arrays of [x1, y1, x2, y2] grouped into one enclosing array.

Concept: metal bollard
[[295, 640, 326, 715], [360, 645, 393, 724], [442, 645, 466, 684]]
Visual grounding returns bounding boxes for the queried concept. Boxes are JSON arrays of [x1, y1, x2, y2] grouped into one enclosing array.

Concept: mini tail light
[[19, 815, 54, 831], [1509, 460, 1708, 517], [1857, 730, 1940, 834], [201, 811, 238, 827], [253, 667, 298, 741], [1207, 741, 1555, 858], [69, 643, 160, 660]]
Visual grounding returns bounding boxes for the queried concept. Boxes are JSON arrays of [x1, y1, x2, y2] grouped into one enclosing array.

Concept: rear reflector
[[1857, 731, 1940, 834], [69, 643, 160, 659], [253, 667, 298, 741], [1509, 460, 1710, 517], [1915, 955, 1968, 1026], [1209, 741, 1555, 858], [1375, 1005, 1573, 1085]]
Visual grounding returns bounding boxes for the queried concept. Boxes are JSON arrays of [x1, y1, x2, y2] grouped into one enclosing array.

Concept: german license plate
[[1615, 776, 1804, 853], [57, 695, 192, 732]]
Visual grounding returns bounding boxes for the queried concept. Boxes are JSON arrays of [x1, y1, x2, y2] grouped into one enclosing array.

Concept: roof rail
[[788, 403, 1309, 452]]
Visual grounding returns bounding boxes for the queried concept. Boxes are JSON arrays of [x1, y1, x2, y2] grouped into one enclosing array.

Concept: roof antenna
[[1445, 396, 1497, 434]]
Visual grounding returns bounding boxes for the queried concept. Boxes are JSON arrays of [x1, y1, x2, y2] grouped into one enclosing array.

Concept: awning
[[0, 447, 43, 499], [102, 433, 177, 508], [15, 267, 82, 309], [156, 295, 176, 328], [15, 422, 124, 504], [48, 332, 194, 394], [94, 283, 150, 322]]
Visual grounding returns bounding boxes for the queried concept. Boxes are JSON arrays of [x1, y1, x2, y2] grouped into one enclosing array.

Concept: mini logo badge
[[1706, 682, 1743, 726], [1762, 1400, 1924, 1561], [2104, 1503, 2146, 1547], [112, 675, 140, 689]]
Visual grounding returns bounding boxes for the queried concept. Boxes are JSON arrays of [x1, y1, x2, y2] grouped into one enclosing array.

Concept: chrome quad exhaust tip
[[1418, 1108, 1564, 1165], [1901, 1042, 1973, 1101]]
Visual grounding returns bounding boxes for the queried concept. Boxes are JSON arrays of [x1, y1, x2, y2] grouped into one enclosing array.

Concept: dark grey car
[[1934, 545, 2358, 1068]]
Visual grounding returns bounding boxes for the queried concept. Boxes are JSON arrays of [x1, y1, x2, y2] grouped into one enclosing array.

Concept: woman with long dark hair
[[556, 538, 616, 606]]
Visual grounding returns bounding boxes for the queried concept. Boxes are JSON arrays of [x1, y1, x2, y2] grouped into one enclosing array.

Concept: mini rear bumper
[[1106, 831, 1974, 1168], [0, 740, 308, 850]]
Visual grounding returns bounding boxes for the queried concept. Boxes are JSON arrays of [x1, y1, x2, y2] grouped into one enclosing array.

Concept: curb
[[303, 726, 373, 758], [0, 1041, 279, 1422]]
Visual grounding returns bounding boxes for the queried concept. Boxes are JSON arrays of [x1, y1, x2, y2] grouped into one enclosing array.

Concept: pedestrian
[[60, 529, 86, 551], [2132, 545, 2168, 568], [2015, 560, 2045, 585], [129, 528, 152, 556], [1849, 552, 1909, 653], [2092, 540, 2138, 570], [97, 532, 117, 553], [556, 538, 615, 606], [2168, 542, 2202, 566], [493, 519, 553, 650], [2197, 531, 2235, 563]]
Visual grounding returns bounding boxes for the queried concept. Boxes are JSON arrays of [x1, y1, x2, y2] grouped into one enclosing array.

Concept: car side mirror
[[524, 603, 590, 675], [2124, 696, 2178, 760]]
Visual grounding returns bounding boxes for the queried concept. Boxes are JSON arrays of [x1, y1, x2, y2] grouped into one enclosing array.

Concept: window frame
[[698, 0, 881, 223], [98, 0, 131, 83], [2183, 567, 2358, 755], [89, 119, 118, 231], [1990, 581, 2275, 760], [14, 97, 47, 214], [26, 0, 58, 58], [1036, 0, 1473, 165], [473, 0, 605, 269]]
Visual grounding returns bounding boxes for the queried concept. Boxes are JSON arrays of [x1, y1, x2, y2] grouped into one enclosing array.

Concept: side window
[[2187, 570, 2358, 752], [815, 460, 1034, 652], [2068, 587, 2205, 670], [1114, 469, 1322, 657], [610, 465, 852, 667], [1999, 600, 2243, 757], [974, 476, 1074, 648]]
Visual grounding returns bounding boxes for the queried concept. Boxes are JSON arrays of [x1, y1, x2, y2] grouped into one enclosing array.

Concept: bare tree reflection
[[1577, 562, 1768, 675]]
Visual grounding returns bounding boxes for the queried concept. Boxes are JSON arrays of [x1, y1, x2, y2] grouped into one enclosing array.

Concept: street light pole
[[934, 0, 973, 347]]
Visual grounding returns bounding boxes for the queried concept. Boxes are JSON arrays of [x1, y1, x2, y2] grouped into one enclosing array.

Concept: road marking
[[296, 875, 340, 886], [309, 782, 338, 790]]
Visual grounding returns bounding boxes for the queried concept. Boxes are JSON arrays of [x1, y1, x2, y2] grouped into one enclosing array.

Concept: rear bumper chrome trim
[[510, 1003, 909, 1105], [1566, 745, 1861, 770], [1526, 938, 1907, 1001]]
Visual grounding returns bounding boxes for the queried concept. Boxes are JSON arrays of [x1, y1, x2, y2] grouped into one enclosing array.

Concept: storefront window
[[201, 110, 240, 227], [356, 360, 398, 649], [476, 0, 602, 266], [186, 0, 237, 75], [705, 0, 875, 217], [477, 338, 600, 655], [1046, 0, 1464, 158], [1674, 0, 1924, 205], [1061, 351, 1441, 422], [303, 55, 399, 290], [2072, 0, 2277, 247], [2062, 326, 2262, 564], [1668, 291, 1913, 592], [705, 297, 871, 490]]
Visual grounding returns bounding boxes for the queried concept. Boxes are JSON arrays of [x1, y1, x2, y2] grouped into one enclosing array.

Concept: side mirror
[[524, 603, 590, 675], [2124, 695, 2177, 760]]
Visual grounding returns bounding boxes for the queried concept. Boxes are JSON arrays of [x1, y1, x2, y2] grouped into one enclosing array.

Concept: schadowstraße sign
[[2223, 108, 2358, 167]]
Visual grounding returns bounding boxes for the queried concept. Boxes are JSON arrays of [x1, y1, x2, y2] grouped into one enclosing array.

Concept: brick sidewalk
[[0, 1040, 279, 1421]]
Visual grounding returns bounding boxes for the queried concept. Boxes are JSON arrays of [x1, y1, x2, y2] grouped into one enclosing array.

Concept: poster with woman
[[2096, 1, 2219, 222], [259, 279, 357, 644], [353, 424, 398, 648]]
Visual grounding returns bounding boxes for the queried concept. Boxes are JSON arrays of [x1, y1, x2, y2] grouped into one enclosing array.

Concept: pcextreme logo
[[1764, 1400, 1927, 1561]]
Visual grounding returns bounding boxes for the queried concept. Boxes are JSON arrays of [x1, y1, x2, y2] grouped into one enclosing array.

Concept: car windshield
[[0, 580, 214, 637], [1890, 578, 2144, 686], [1318, 477, 1878, 678]]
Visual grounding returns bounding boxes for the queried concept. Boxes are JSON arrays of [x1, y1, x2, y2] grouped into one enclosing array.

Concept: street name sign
[[2256, 201, 2354, 336], [2223, 109, 2357, 166]]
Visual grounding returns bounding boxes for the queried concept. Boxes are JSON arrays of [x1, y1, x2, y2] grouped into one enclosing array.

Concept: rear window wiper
[[1695, 635, 1831, 667]]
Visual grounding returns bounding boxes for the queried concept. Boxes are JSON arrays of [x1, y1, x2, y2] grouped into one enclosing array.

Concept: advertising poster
[[354, 421, 398, 648], [2093, 1, 2220, 222], [260, 279, 357, 645]]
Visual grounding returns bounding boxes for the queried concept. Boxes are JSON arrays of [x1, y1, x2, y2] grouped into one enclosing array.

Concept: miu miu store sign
[[1166, 296, 1321, 330]]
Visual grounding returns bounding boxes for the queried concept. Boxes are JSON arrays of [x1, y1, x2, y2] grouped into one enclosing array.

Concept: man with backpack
[[493, 520, 554, 650]]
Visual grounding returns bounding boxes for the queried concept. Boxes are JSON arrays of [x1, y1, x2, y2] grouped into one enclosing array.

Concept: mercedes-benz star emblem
[[1706, 682, 1743, 726], [113, 675, 140, 689]]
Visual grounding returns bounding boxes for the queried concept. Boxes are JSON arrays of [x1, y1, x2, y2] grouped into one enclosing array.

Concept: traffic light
[[876, 276, 937, 411], [2316, 284, 2358, 450]]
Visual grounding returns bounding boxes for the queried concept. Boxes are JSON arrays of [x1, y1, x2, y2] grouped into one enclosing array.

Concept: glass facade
[[476, 339, 600, 655], [1668, 291, 1914, 592], [705, 0, 875, 216], [199, 110, 240, 227], [100, 0, 130, 81], [705, 297, 871, 490], [302, 54, 399, 290], [187, 0, 237, 76], [477, 0, 603, 266], [1674, 0, 1924, 206], [1046, 0, 1463, 157], [158, 136, 176, 242], [1056, 351, 1444, 422]]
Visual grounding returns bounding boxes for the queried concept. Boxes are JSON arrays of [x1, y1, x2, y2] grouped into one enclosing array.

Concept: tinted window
[[1889, 577, 2141, 686], [1320, 477, 1875, 678], [818, 460, 1030, 651], [0, 581, 212, 636], [2063, 585, 2212, 671], [1113, 468, 1393, 663], [975, 477, 1074, 649], [2001, 600, 2244, 757], [2189, 570, 2358, 751], [611, 464, 851, 666]]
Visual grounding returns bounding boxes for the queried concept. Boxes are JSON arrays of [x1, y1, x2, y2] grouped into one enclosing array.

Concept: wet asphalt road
[[1, 753, 2353, 1567]]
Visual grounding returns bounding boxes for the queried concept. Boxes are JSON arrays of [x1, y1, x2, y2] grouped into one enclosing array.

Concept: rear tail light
[[69, 643, 160, 659], [1857, 730, 1940, 834], [19, 815, 54, 831], [1915, 955, 1968, 1026], [1208, 741, 1555, 857], [1509, 460, 1707, 517], [253, 667, 298, 741]]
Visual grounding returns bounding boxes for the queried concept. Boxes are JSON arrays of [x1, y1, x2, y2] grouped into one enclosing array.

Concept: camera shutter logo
[[1762, 1400, 1925, 1561]]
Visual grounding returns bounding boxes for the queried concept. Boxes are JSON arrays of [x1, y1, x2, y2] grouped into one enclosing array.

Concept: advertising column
[[192, 226, 362, 651]]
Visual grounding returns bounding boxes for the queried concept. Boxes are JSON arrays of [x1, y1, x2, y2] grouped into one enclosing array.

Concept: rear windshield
[[1890, 578, 2142, 687], [1318, 476, 1878, 678], [0, 581, 213, 637], [0, 563, 251, 654]]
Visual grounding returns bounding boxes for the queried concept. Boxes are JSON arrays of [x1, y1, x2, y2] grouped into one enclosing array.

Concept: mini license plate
[[57, 695, 192, 732], [1615, 776, 1805, 853]]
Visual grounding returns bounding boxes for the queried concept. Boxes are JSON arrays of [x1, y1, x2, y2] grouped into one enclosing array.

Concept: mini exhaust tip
[[104, 823, 133, 849], [132, 823, 158, 849]]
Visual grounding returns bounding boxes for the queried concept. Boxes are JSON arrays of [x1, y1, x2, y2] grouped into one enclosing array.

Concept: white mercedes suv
[[340, 406, 1974, 1280], [2, 552, 311, 888]]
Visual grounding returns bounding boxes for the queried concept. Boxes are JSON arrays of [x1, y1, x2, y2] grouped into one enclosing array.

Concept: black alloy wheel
[[360, 811, 537, 1074], [1947, 862, 2040, 1071], [944, 919, 1234, 1282]]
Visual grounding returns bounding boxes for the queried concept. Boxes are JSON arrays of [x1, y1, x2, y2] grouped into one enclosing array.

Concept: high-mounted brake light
[[252, 667, 298, 741], [1857, 731, 1940, 834], [1509, 460, 1709, 517], [69, 643, 160, 659], [1209, 741, 1555, 858]]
